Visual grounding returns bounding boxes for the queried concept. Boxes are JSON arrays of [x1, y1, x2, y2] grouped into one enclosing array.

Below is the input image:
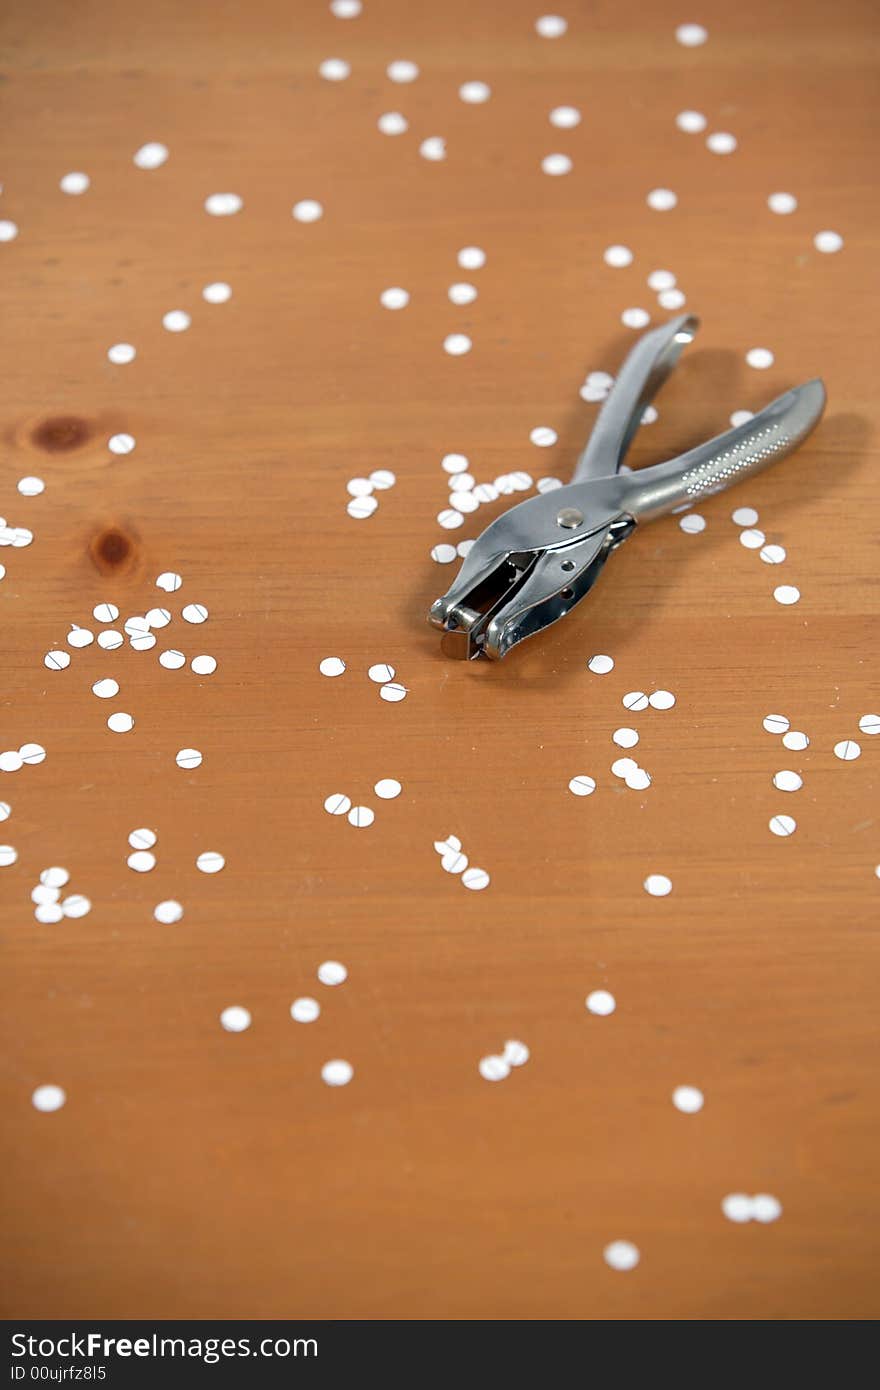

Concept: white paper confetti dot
[[107, 343, 136, 365], [154, 900, 183, 924], [647, 187, 677, 211], [542, 152, 572, 176], [193, 654, 218, 677], [92, 602, 119, 623], [162, 308, 190, 333], [133, 142, 168, 169], [503, 1040, 530, 1068], [535, 14, 567, 37], [752, 1194, 783, 1223], [782, 730, 809, 751], [625, 767, 652, 791], [318, 960, 347, 986], [859, 714, 880, 736], [0, 802, 9, 821], [322, 1059, 354, 1086], [32, 885, 59, 905], [377, 111, 408, 135], [197, 851, 225, 873], [773, 584, 800, 606], [604, 244, 633, 268], [457, 246, 486, 271], [676, 22, 708, 45], [549, 105, 581, 129], [159, 649, 186, 670], [706, 131, 737, 154], [91, 678, 119, 700], [0, 751, 22, 772], [374, 778, 402, 800], [622, 691, 649, 712], [0, 220, 19, 242], [621, 307, 651, 329], [586, 990, 616, 1016], [156, 571, 182, 592], [644, 873, 672, 897], [604, 1240, 640, 1271], [220, 1006, 251, 1033], [61, 894, 90, 918], [44, 650, 71, 671], [732, 506, 759, 527], [370, 469, 395, 490], [17, 475, 45, 496], [319, 657, 346, 678], [347, 496, 378, 519], [97, 627, 123, 650], [479, 1055, 510, 1082], [58, 170, 90, 196], [459, 80, 491, 104], [772, 769, 803, 793], [462, 867, 490, 890], [107, 712, 134, 733], [530, 427, 557, 448], [588, 654, 614, 674], [431, 543, 457, 563], [35, 903, 63, 923], [769, 814, 797, 837], [833, 739, 861, 762], [203, 281, 232, 303], [763, 713, 790, 734], [380, 287, 409, 310], [387, 59, 419, 82], [760, 543, 786, 564], [293, 199, 323, 223], [768, 191, 797, 215], [379, 682, 407, 703], [291, 996, 321, 1023], [19, 743, 46, 766], [722, 1193, 753, 1223], [443, 333, 472, 356], [0, 844, 17, 867], [324, 793, 351, 817], [347, 805, 374, 828], [568, 775, 596, 797], [319, 57, 350, 80], [679, 512, 706, 534], [746, 347, 774, 370], [649, 689, 676, 711], [205, 193, 242, 216], [127, 850, 156, 873], [41, 865, 70, 888], [676, 109, 707, 132], [182, 603, 208, 624], [330, 0, 361, 15], [814, 230, 843, 254], [730, 410, 754, 428], [32, 1085, 66, 1112], [441, 850, 467, 874], [658, 288, 686, 310], [613, 727, 639, 749], [176, 748, 202, 770]]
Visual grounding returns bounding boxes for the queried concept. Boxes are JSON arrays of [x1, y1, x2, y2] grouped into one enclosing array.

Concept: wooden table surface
[[1, 0, 878, 1321]]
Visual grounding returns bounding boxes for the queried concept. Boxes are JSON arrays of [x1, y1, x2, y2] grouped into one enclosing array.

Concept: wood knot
[[89, 524, 139, 575], [31, 415, 92, 452]]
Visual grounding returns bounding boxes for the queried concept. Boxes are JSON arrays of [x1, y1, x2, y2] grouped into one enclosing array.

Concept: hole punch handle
[[618, 379, 826, 522], [574, 314, 700, 482]]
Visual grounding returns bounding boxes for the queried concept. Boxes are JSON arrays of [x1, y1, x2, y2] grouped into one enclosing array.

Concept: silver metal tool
[[429, 314, 825, 660]]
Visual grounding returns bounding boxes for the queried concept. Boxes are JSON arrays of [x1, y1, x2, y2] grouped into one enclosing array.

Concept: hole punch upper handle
[[618, 378, 826, 522], [573, 314, 700, 482]]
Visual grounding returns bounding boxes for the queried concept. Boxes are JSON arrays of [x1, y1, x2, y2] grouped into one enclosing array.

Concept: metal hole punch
[[429, 314, 825, 661]]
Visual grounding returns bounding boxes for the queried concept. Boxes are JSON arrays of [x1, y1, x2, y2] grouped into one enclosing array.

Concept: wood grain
[[1, 0, 878, 1320]]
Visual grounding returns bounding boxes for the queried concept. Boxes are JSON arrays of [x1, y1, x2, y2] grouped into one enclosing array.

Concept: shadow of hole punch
[[88, 522, 141, 577]]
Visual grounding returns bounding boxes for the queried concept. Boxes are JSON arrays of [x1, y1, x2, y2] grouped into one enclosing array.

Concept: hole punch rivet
[[556, 507, 584, 529]]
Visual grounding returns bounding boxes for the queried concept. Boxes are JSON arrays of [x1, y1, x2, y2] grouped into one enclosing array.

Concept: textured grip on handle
[[619, 379, 826, 522]]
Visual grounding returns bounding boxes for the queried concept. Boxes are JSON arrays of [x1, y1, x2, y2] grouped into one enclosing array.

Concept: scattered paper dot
[[773, 585, 800, 606], [156, 571, 183, 592], [763, 713, 790, 734], [604, 244, 633, 268], [604, 1240, 640, 1271], [772, 769, 803, 793], [814, 230, 843, 254], [644, 873, 672, 897], [380, 287, 409, 310], [347, 805, 374, 828], [0, 220, 19, 242], [203, 281, 232, 303], [649, 689, 676, 710], [448, 282, 477, 306], [459, 80, 491, 104], [647, 187, 677, 211], [205, 193, 242, 216], [91, 678, 119, 700], [127, 850, 156, 873], [19, 743, 46, 766], [834, 739, 861, 761], [768, 192, 797, 215], [318, 961, 348, 989], [586, 989, 615, 1016], [291, 997, 321, 1023], [535, 14, 567, 37], [479, 1055, 510, 1082], [374, 778, 402, 799], [322, 1059, 354, 1086], [457, 246, 486, 270], [380, 682, 407, 703], [193, 655, 218, 676], [176, 748, 202, 770], [706, 131, 737, 154], [61, 894, 90, 918], [550, 105, 581, 128], [679, 513, 706, 534], [378, 111, 408, 135], [568, 775, 596, 797], [676, 22, 708, 46], [859, 714, 880, 736], [320, 657, 346, 678], [462, 867, 490, 890], [196, 851, 225, 873], [769, 814, 797, 837], [613, 727, 639, 749], [588, 654, 614, 674], [319, 57, 350, 80], [159, 649, 186, 670], [503, 1040, 530, 1067], [107, 343, 136, 365], [32, 1085, 66, 1112], [431, 543, 457, 563], [443, 333, 472, 356], [162, 309, 191, 333], [746, 347, 774, 370], [622, 307, 651, 329], [44, 650, 71, 671], [220, 1006, 251, 1033], [760, 544, 786, 564], [542, 153, 572, 176], [133, 142, 168, 169], [17, 475, 45, 497], [732, 507, 759, 527], [782, 730, 809, 751], [182, 603, 208, 624], [387, 59, 419, 82], [330, 0, 362, 15], [107, 712, 134, 733], [0, 844, 17, 867], [676, 109, 707, 132], [324, 793, 352, 816], [293, 199, 323, 223], [154, 900, 183, 924]]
